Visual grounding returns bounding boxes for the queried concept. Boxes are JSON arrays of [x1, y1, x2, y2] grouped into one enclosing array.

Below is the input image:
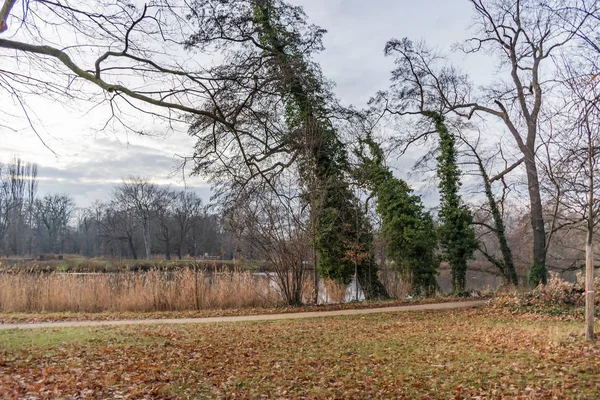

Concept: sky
[[0, 0, 496, 208]]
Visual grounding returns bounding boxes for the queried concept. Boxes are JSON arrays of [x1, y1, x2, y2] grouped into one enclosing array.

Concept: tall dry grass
[[0, 267, 279, 313], [322, 279, 348, 303], [0, 266, 416, 313], [379, 270, 412, 299]]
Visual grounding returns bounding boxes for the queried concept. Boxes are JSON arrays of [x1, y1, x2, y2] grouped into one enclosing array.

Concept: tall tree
[[549, 63, 600, 341], [172, 191, 204, 260], [355, 135, 438, 295], [155, 190, 176, 260], [380, 1, 599, 286], [249, 0, 387, 298], [35, 194, 74, 254], [425, 111, 478, 293], [114, 177, 169, 260]]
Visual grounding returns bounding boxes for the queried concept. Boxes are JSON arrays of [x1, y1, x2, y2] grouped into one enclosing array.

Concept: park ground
[[1, 306, 599, 399]]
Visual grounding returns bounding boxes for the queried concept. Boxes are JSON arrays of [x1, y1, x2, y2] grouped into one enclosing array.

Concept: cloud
[[33, 136, 212, 207], [3, 0, 495, 209]]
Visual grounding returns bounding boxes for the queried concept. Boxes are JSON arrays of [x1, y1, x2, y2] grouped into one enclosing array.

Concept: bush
[[493, 272, 599, 317]]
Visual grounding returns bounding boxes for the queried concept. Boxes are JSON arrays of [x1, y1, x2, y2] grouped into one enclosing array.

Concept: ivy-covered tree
[[462, 140, 519, 286], [356, 136, 438, 296], [425, 111, 478, 294], [252, 1, 387, 298]]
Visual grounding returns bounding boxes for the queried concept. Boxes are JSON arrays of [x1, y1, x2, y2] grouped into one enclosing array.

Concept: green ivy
[[355, 136, 438, 296], [253, 1, 387, 299], [424, 111, 478, 294], [528, 262, 548, 287]]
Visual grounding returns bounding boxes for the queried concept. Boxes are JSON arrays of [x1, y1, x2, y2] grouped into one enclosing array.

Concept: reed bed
[[379, 270, 412, 299], [0, 268, 279, 313], [0, 267, 412, 313]]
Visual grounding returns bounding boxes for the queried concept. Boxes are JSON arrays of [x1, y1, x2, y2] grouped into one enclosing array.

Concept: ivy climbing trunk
[[355, 135, 438, 296], [425, 111, 477, 294], [471, 146, 518, 286], [253, 1, 387, 299]]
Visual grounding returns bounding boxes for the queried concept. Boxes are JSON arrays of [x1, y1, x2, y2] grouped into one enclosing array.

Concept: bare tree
[[114, 177, 169, 260], [35, 193, 75, 254], [155, 189, 176, 260], [379, 0, 599, 285], [226, 177, 310, 306], [172, 191, 204, 260], [549, 62, 600, 341], [0, 163, 13, 253]]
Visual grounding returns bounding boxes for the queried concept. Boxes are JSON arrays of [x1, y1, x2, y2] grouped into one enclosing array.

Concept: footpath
[[0, 300, 487, 330]]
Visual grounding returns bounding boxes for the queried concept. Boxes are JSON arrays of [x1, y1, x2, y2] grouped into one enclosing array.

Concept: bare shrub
[[492, 273, 600, 314]]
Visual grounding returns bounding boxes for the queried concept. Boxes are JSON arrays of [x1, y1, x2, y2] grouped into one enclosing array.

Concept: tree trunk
[[357, 259, 389, 300], [165, 230, 171, 260], [585, 229, 595, 341], [143, 220, 151, 260], [475, 152, 518, 286], [313, 238, 318, 304], [127, 234, 137, 260], [524, 156, 547, 286], [586, 136, 595, 342]]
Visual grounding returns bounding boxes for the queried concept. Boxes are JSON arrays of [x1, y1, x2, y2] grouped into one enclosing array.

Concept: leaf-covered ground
[[1, 308, 599, 399]]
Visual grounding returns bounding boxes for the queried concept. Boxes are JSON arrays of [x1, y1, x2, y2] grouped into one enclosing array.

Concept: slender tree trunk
[[586, 135, 595, 342], [313, 229, 318, 304], [178, 230, 185, 260], [127, 235, 137, 260], [143, 219, 151, 260], [164, 228, 171, 260], [585, 229, 595, 341]]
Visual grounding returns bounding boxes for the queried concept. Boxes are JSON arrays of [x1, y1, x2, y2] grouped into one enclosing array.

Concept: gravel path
[[0, 300, 487, 330]]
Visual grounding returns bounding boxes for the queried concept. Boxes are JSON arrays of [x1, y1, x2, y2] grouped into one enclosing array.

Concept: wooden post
[[585, 232, 595, 341]]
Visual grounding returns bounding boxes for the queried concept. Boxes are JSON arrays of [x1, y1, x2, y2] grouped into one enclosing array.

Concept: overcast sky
[[1, 0, 495, 208]]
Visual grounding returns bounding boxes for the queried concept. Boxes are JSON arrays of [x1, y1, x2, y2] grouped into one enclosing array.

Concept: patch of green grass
[[0, 326, 161, 351]]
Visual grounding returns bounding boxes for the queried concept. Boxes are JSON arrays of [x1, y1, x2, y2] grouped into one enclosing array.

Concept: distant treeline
[[0, 159, 233, 259]]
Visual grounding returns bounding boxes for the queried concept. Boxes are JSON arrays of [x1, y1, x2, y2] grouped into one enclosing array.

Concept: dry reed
[[322, 279, 348, 304], [0, 267, 279, 313], [0, 267, 414, 313], [379, 270, 412, 299]]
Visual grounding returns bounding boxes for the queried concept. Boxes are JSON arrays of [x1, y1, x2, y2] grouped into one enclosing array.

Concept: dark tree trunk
[[357, 260, 389, 300], [524, 155, 547, 285], [474, 148, 519, 286], [127, 234, 137, 260], [165, 230, 171, 260]]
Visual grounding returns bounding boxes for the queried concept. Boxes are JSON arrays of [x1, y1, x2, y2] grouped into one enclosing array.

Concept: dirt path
[[0, 300, 487, 330]]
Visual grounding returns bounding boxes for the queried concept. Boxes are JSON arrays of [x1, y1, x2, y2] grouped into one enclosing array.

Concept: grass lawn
[[1, 308, 599, 399]]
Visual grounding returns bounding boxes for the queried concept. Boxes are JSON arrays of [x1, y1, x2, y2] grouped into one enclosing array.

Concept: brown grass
[[379, 270, 412, 299], [0, 268, 279, 313], [0, 267, 415, 314]]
